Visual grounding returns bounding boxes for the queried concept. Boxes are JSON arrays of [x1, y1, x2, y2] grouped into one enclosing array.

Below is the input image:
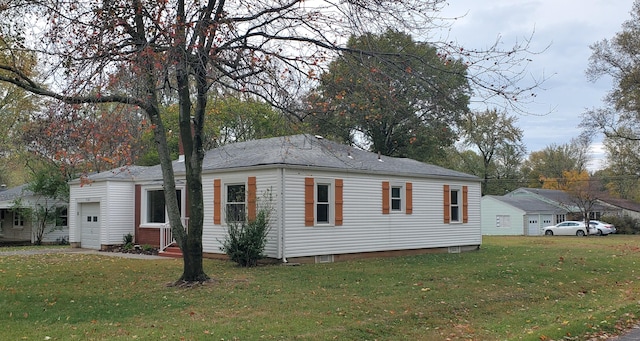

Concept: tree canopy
[[305, 29, 470, 163]]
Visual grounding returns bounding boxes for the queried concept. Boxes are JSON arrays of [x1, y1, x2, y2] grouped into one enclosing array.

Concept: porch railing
[[159, 217, 189, 252]]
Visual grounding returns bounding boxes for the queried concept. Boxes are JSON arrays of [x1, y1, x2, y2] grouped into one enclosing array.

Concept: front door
[[80, 203, 100, 249]]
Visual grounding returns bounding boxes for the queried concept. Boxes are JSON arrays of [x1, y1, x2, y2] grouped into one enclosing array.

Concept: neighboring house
[[481, 195, 562, 236], [0, 184, 69, 244], [597, 197, 640, 220], [481, 187, 621, 236], [68, 134, 482, 263]]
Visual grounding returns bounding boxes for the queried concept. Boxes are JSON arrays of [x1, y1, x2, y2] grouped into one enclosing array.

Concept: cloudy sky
[[438, 0, 634, 170]]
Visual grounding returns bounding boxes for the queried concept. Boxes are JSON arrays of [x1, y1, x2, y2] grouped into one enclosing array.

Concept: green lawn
[[2, 236, 640, 340]]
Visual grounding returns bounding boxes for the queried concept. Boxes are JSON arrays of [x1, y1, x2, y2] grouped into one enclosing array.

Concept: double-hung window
[[305, 177, 343, 227], [450, 188, 460, 222], [391, 186, 402, 211], [226, 184, 246, 223], [382, 181, 412, 215], [13, 210, 24, 228], [443, 185, 468, 224], [316, 183, 331, 224]]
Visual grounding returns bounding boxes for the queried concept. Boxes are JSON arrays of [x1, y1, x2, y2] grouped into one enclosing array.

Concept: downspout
[[279, 168, 287, 263]]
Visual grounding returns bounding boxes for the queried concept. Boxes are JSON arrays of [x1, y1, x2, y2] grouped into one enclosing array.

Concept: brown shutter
[[382, 181, 390, 214], [405, 182, 413, 215], [305, 177, 314, 226], [214, 179, 221, 225], [335, 179, 343, 226], [248, 176, 257, 221], [443, 185, 450, 224], [462, 185, 469, 223]]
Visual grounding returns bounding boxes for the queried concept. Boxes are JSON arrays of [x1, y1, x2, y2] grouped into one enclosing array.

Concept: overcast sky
[[438, 0, 634, 170]]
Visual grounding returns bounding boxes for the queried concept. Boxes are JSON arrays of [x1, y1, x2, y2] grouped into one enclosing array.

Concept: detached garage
[[481, 195, 561, 236]]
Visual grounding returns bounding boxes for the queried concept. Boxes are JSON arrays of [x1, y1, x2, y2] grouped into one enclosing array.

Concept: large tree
[[582, 1, 640, 148], [461, 108, 525, 195], [521, 138, 591, 188], [305, 29, 470, 163], [0, 0, 541, 283]]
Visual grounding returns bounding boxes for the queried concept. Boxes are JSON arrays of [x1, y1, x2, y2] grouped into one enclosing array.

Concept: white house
[[0, 184, 69, 245], [68, 134, 482, 262]]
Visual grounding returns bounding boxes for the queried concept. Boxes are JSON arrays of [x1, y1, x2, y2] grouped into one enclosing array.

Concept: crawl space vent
[[315, 255, 334, 263], [448, 246, 461, 254]]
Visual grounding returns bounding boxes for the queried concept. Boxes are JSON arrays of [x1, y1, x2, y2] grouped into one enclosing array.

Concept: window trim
[[305, 177, 342, 227], [224, 182, 247, 224], [444, 184, 468, 224], [140, 186, 185, 227], [13, 210, 25, 229], [315, 181, 333, 225]]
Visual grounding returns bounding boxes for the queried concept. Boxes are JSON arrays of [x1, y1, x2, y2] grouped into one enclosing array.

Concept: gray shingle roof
[[0, 184, 31, 203], [80, 134, 478, 182], [487, 195, 565, 213]]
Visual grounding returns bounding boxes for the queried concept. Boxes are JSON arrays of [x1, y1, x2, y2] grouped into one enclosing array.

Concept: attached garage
[[79, 202, 101, 249]]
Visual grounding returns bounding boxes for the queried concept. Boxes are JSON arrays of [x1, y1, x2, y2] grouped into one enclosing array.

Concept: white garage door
[[80, 203, 101, 249], [526, 215, 539, 236]]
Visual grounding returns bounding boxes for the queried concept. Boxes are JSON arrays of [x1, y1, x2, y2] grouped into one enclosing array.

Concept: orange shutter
[[335, 179, 343, 226], [443, 185, 450, 224], [214, 179, 221, 225], [405, 182, 413, 214], [247, 176, 257, 221], [304, 177, 314, 226], [462, 186, 468, 223], [382, 181, 390, 214]]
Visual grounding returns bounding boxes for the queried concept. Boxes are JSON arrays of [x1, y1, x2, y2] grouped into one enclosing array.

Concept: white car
[[543, 221, 596, 236], [588, 220, 617, 235]]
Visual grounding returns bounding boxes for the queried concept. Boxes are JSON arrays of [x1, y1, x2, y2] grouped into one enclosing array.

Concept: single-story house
[[68, 134, 482, 263], [0, 184, 69, 245], [481, 187, 621, 236], [597, 197, 640, 220]]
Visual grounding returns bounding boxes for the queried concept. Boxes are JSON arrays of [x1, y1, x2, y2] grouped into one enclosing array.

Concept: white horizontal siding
[[104, 182, 135, 245], [282, 169, 481, 258], [201, 169, 282, 258], [481, 196, 525, 235], [69, 182, 106, 245]]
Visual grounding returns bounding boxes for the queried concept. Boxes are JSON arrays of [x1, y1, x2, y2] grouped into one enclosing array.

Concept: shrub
[[122, 233, 134, 249], [220, 191, 272, 267], [601, 215, 640, 234]]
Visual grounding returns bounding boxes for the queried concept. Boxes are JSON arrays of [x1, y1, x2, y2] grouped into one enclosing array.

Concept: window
[[450, 189, 460, 222], [316, 183, 330, 223], [226, 184, 246, 223], [145, 189, 182, 224], [443, 185, 468, 224], [56, 207, 68, 227], [589, 212, 601, 220], [556, 214, 566, 223], [496, 215, 511, 228], [305, 177, 343, 226], [391, 186, 402, 211], [382, 182, 412, 215], [13, 211, 24, 228]]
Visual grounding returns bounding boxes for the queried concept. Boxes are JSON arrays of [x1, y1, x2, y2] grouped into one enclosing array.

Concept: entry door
[[527, 216, 539, 236], [80, 203, 101, 249]]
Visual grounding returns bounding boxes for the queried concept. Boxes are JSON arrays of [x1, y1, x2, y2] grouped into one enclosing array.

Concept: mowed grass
[[2, 236, 640, 340]]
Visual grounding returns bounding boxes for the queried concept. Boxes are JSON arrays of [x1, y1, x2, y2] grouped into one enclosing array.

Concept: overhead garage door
[[80, 202, 101, 249], [526, 215, 539, 236]]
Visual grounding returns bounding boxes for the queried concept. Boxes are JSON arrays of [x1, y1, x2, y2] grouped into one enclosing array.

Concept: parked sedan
[[543, 221, 596, 236], [588, 220, 617, 235]]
